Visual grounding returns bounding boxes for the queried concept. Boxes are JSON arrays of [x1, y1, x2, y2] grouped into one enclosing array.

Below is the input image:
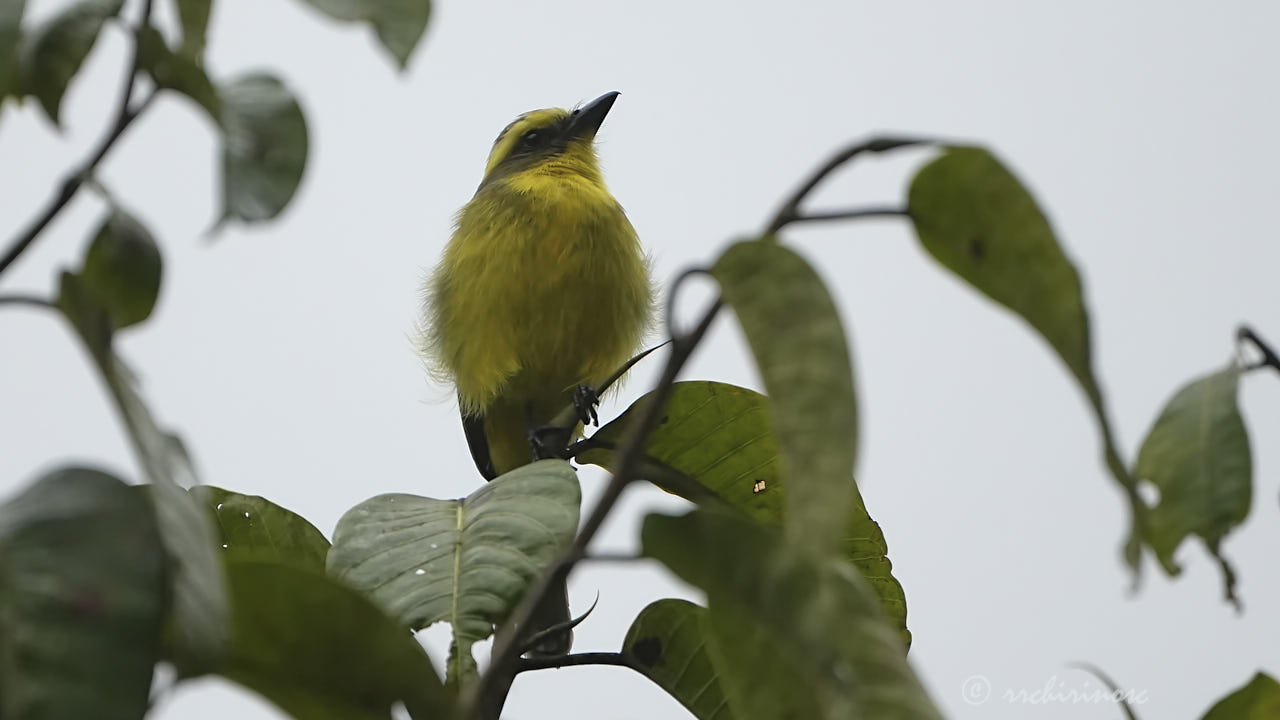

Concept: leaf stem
[[784, 206, 909, 226], [764, 136, 938, 235], [1238, 325, 1280, 376], [0, 0, 157, 280], [0, 294, 56, 310]]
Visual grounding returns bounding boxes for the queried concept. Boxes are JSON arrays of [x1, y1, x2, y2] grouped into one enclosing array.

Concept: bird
[[422, 91, 653, 656]]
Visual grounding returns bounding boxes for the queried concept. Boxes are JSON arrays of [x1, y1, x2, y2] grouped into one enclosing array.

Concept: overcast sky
[[3, 1, 1279, 718]]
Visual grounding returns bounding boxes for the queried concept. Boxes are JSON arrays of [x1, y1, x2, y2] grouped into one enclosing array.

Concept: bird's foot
[[573, 384, 600, 427], [528, 425, 573, 461]]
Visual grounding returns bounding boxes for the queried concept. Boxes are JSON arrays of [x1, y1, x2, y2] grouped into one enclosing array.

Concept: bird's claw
[[573, 384, 600, 427], [529, 425, 573, 461]]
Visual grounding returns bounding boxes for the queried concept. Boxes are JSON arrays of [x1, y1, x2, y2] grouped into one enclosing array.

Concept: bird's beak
[[566, 91, 620, 141]]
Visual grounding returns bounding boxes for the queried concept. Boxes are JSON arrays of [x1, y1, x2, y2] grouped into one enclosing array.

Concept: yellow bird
[[422, 92, 653, 654]]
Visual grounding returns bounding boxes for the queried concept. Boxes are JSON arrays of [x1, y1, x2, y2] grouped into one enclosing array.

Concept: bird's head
[[479, 91, 620, 188]]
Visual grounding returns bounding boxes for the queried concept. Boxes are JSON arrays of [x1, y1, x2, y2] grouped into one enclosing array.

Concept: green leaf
[[79, 209, 162, 330], [0, 467, 165, 720], [711, 241, 858, 557], [296, 0, 431, 69], [220, 560, 451, 720], [0, 0, 26, 108], [581, 381, 909, 646], [136, 25, 220, 119], [642, 510, 941, 720], [18, 0, 123, 126], [57, 272, 228, 671], [192, 486, 330, 570], [218, 72, 308, 225], [1134, 364, 1251, 604], [908, 146, 1143, 567], [623, 599, 736, 720], [328, 459, 579, 673], [1202, 672, 1280, 720], [173, 0, 211, 56]]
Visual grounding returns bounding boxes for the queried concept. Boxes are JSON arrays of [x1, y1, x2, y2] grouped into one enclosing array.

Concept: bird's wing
[[460, 400, 497, 481]]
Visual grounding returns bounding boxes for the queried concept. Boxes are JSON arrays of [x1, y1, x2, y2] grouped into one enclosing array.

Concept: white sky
[[3, 1, 1279, 718]]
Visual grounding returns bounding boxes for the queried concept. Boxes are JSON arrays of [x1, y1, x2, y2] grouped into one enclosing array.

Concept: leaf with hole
[[219, 560, 451, 720], [710, 240, 858, 557], [79, 209, 162, 331], [327, 460, 579, 675], [217, 72, 308, 225], [1134, 364, 1251, 605], [0, 466, 165, 720], [295, 0, 431, 69], [18, 0, 122, 126], [193, 486, 330, 571], [581, 380, 908, 645], [908, 146, 1142, 567], [623, 599, 739, 720], [642, 509, 940, 719]]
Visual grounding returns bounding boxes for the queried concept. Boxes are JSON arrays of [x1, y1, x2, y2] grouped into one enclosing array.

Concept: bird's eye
[[521, 130, 541, 146]]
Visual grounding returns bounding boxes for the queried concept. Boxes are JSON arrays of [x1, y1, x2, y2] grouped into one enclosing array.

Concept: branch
[[0, 0, 158, 280], [783, 206, 909, 226], [0, 294, 56, 310], [764, 136, 938, 235], [517, 652, 642, 674], [1238, 325, 1280, 375], [466, 293, 723, 718]]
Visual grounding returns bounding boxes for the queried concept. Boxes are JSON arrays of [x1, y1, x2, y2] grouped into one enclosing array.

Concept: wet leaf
[[0, 467, 165, 719], [218, 72, 308, 224], [193, 486, 330, 570]]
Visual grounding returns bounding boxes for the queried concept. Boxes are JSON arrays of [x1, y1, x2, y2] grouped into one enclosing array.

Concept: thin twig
[[764, 136, 939, 235], [0, 0, 158, 280], [0, 294, 56, 310], [784, 206, 909, 226], [517, 652, 642, 674], [1238, 325, 1280, 376]]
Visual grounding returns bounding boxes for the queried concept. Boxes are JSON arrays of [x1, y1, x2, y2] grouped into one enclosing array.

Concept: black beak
[[566, 91, 620, 141]]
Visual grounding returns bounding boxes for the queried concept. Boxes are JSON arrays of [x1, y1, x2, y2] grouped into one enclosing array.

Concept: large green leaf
[[136, 25, 220, 119], [295, 0, 431, 68], [57, 271, 228, 671], [0, 0, 25, 108], [622, 599, 735, 720], [18, 0, 122, 125], [328, 460, 579, 676], [581, 381, 908, 645], [1201, 672, 1280, 719], [221, 560, 451, 720], [218, 72, 308, 225], [711, 240, 858, 557], [79, 209, 162, 330], [908, 146, 1142, 567], [172, 0, 211, 56], [1134, 364, 1251, 605], [642, 510, 940, 720], [0, 467, 165, 719], [192, 486, 330, 571]]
